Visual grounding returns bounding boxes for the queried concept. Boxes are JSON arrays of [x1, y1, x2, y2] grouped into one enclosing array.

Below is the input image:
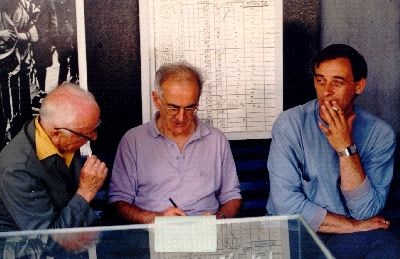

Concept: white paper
[[80, 141, 92, 157], [140, 0, 283, 140], [154, 216, 217, 253]]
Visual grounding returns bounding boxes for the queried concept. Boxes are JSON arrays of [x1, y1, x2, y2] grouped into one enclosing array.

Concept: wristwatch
[[337, 144, 357, 157]]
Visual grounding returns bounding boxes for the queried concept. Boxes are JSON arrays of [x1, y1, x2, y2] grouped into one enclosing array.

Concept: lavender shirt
[[108, 114, 241, 215]]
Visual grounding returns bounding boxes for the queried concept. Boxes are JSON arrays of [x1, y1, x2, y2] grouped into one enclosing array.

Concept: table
[[0, 215, 333, 258]]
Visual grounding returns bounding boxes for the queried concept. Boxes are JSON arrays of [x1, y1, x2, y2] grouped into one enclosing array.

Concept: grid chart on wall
[[140, 0, 283, 139]]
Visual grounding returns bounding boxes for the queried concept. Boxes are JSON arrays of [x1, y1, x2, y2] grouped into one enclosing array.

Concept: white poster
[[140, 0, 283, 140]]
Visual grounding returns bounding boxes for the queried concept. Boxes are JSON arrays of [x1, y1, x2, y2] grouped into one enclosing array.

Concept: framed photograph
[[0, 0, 87, 149]]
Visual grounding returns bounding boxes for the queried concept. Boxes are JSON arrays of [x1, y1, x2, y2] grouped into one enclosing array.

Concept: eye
[[315, 78, 325, 85], [332, 80, 345, 87]]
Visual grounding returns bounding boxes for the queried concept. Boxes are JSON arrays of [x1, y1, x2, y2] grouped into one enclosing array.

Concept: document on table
[[154, 216, 217, 253], [151, 217, 290, 258]]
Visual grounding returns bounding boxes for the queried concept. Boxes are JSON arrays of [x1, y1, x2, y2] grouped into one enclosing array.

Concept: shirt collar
[[35, 117, 74, 167]]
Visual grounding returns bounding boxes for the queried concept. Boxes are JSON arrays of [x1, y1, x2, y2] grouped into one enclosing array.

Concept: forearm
[[318, 212, 389, 234], [339, 154, 366, 190], [18, 26, 39, 42], [112, 201, 161, 224], [318, 212, 357, 233], [217, 199, 241, 218]]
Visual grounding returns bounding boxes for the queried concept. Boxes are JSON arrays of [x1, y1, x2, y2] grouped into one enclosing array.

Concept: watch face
[[349, 144, 357, 154]]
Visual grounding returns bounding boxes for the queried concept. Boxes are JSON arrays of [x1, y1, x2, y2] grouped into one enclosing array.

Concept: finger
[[84, 155, 98, 167], [331, 101, 348, 127], [321, 104, 337, 128], [176, 210, 187, 216], [172, 207, 187, 216], [324, 101, 341, 125], [92, 159, 107, 174], [98, 162, 108, 177], [318, 122, 330, 135]]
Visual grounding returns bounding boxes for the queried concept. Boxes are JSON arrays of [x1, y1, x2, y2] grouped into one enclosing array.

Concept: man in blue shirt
[[267, 44, 400, 257]]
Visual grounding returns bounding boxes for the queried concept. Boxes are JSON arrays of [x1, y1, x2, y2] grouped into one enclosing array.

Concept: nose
[[175, 108, 186, 121], [324, 81, 335, 96]]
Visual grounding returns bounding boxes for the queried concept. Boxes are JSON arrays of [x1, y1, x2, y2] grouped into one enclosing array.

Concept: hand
[[0, 29, 17, 42], [319, 100, 355, 151], [201, 211, 213, 216], [162, 207, 187, 216], [352, 216, 390, 232], [51, 231, 100, 253], [77, 155, 107, 202]]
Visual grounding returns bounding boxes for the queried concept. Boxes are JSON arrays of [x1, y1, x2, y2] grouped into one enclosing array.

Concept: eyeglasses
[[55, 120, 101, 141], [163, 105, 198, 117]]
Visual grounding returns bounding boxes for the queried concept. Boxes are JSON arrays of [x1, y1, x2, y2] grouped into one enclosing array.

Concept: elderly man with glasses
[[0, 82, 108, 231], [108, 61, 242, 223]]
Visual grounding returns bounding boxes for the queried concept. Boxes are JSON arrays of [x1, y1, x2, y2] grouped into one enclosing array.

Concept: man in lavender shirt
[[108, 61, 241, 224]]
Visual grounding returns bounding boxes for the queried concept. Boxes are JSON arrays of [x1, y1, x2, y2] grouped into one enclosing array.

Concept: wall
[[83, 0, 400, 219], [84, 0, 142, 169], [83, 0, 321, 167], [321, 0, 400, 134]]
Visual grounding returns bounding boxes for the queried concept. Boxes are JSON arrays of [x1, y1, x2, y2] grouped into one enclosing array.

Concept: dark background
[[83, 0, 400, 219], [84, 0, 321, 167], [83, 0, 320, 217]]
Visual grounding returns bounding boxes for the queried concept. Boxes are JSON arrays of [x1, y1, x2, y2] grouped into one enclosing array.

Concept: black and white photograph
[[0, 0, 80, 150]]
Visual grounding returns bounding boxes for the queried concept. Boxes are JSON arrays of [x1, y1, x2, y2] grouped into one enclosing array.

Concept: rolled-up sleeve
[[342, 125, 396, 219]]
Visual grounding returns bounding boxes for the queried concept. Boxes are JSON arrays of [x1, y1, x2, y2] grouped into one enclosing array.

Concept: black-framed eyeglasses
[[54, 120, 101, 141]]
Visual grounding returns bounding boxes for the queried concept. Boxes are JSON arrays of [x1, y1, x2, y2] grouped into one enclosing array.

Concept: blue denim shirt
[[267, 100, 396, 231]]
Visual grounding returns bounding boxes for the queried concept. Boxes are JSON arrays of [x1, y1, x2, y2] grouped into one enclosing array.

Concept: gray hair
[[154, 61, 203, 97], [40, 82, 97, 126]]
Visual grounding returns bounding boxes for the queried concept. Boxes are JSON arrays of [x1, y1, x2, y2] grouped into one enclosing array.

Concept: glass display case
[[0, 215, 333, 258]]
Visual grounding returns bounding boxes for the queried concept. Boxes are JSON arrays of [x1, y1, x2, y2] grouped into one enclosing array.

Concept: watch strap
[[338, 144, 357, 157]]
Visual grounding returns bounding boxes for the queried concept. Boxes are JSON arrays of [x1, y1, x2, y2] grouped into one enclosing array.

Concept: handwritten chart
[[140, 0, 283, 139], [150, 217, 291, 258]]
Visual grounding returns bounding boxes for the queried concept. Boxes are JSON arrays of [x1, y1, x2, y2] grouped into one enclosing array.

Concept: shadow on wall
[[283, 21, 318, 110]]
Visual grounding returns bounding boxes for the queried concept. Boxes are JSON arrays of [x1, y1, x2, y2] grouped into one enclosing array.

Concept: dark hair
[[154, 61, 203, 97], [313, 44, 368, 81]]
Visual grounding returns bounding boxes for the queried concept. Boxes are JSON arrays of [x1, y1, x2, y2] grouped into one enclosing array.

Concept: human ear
[[355, 78, 366, 95], [49, 129, 61, 146], [152, 91, 162, 110]]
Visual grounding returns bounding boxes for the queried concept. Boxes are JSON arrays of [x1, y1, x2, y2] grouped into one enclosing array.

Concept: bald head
[[40, 83, 99, 130]]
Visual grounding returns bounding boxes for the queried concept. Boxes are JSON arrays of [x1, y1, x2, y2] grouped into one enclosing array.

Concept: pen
[[169, 197, 178, 208]]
